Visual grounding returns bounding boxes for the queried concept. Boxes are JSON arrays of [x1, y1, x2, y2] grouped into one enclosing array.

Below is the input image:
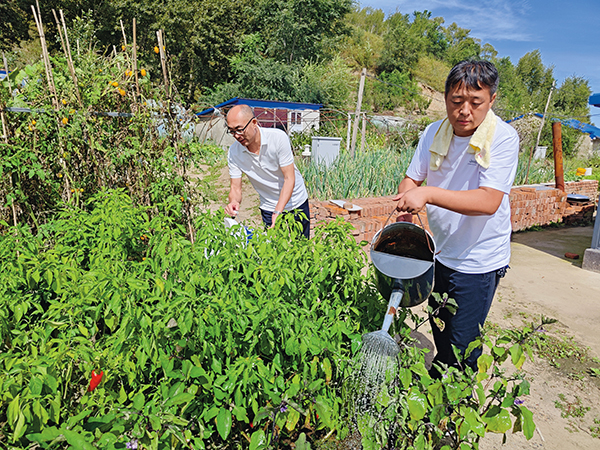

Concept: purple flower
[[514, 398, 525, 406], [126, 439, 138, 449], [280, 404, 288, 413]]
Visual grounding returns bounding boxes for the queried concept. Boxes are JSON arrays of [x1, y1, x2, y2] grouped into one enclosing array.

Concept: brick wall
[[309, 180, 598, 241]]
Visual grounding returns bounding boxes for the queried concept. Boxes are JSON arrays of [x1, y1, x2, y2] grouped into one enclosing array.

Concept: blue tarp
[[506, 112, 600, 140], [196, 97, 323, 116], [589, 93, 600, 107]]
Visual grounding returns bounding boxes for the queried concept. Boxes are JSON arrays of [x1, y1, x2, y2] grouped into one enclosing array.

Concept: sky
[[360, 0, 600, 125]]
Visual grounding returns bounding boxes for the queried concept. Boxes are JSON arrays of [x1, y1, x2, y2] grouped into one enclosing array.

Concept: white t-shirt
[[406, 117, 519, 273], [228, 127, 308, 211]]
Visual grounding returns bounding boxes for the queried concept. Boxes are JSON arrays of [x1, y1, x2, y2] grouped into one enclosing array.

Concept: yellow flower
[[119, 88, 126, 96], [61, 99, 67, 105], [125, 70, 132, 77], [71, 189, 75, 193], [141, 69, 147, 77], [31, 120, 36, 126], [180, 196, 184, 201], [80, 188, 84, 192], [154, 46, 159, 54], [69, 109, 75, 115], [111, 81, 119, 87], [121, 45, 126, 51], [28, 125, 33, 131], [58, 173, 63, 178], [62, 117, 68, 125]]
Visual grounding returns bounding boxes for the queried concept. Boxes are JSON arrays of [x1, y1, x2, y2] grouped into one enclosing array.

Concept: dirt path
[[481, 226, 600, 448]]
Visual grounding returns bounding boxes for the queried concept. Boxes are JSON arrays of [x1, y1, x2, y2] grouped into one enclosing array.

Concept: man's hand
[[225, 201, 240, 217], [392, 187, 429, 214]]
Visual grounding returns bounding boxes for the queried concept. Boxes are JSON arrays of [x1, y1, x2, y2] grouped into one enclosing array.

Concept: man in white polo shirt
[[393, 60, 519, 378], [224, 104, 310, 237]]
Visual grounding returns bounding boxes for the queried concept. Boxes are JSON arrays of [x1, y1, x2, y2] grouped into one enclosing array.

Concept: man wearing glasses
[[224, 104, 310, 237]]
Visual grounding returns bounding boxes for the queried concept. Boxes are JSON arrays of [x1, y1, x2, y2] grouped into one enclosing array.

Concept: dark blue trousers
[[428, 260, 505, 378], [260, 199, 310, 238]]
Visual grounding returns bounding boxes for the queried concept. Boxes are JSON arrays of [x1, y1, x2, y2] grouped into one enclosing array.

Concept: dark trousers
[[428, 260, 505, 378], [260, 199, 310, 238]]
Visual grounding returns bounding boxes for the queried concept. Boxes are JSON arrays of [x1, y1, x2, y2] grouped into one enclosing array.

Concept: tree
[[253, 0, 353, 64], [410, 10, 448, 59], [377, 12, 422, 74], [553, 76, 591, 119], [443, 23, 480, 65], [0, 0, 30, 52]]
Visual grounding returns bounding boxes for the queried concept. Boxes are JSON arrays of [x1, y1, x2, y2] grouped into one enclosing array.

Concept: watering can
[[363, 221, 436, 356]]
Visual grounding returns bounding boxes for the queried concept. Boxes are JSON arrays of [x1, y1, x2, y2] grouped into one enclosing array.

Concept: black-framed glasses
[[227, 117, 254, 135]]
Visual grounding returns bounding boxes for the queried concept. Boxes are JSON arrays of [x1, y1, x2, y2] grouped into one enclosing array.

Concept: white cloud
[[363, 0, 535, 42]]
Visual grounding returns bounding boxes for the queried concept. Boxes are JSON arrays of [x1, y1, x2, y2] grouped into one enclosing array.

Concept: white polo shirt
[[406, 117, 519, 273], [228, 127, 308, 212]]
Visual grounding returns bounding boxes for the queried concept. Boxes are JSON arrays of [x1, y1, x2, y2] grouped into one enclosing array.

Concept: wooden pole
[[525, 81, 555, 184], [350, 68, 366, 156], [553, 122, 565, 191]]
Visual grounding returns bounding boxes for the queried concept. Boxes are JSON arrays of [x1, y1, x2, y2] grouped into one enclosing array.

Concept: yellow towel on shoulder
[[429, 109, 497, 170]]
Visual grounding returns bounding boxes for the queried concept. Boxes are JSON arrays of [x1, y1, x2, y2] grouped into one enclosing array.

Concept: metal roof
[[196, 97, 323, 116]]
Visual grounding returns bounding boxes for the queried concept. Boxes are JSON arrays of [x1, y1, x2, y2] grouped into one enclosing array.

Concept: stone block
[[583, 248, 600, 273]]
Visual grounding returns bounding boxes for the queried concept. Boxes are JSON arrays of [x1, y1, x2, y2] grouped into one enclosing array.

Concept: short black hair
[[445, 60, 499, 98]]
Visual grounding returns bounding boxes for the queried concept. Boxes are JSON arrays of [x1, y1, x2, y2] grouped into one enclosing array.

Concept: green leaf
[[165, 392, 194, 407], [62, 428, 95, 450], [132, 392, 145, 410], [407, 390, 427, 421], [285, 407, 301, 432], [250, 429, 267, 450], [482, 405, 512, 433], [509, 344, 526, 369], [8, 395, 20, 425], [217, 408, 232, 440], [13, 412, 26, 441], [520, 406, 536, 440]]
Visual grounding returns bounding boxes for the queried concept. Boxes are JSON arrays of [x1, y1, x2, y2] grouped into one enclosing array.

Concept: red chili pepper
[[88, 370, 104, 391], [249, 422, 253, 428]]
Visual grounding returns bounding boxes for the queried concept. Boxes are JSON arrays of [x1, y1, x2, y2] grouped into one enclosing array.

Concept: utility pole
[[350, 68, 366, 156]]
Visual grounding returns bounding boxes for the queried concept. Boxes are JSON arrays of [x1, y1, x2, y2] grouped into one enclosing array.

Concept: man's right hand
[[224, 202, 240, 217]]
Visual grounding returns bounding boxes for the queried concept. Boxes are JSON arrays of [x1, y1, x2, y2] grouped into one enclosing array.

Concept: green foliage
[[412, 55, 451, 93], [364, 70, 431, 113], [0, 0, 30, 52], [254, 0, 353, 65], [377, 12, 423, 75], [0, 189, 383, 448], [0, 50, 209, 228], [554, 394, 590, 419]]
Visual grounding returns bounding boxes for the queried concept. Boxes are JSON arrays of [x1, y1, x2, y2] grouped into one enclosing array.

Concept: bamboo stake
[[52, 9, 82, 106], [31, 3, 59, 110], [156, 30, 169, 96], [76, 39, 80, 56], [52, 9, 67, 58], [132, 18, 140, 100], [120, 20, 128, 46]]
